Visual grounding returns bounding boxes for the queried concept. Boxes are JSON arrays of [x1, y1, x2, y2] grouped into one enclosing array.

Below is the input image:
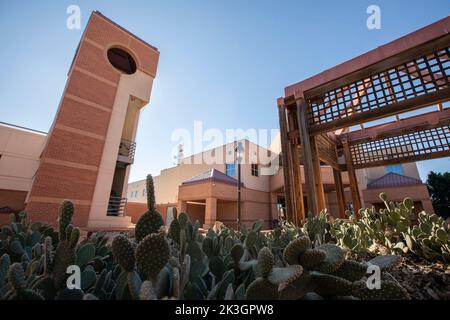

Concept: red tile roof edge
[[367, 172, 424, 189]]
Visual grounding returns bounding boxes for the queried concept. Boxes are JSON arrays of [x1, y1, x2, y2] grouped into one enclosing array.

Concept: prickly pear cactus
[[283, 236, 311, 265], [112, 235, 136, 272], [58, 200, 74, 241], [0, 196, 420, 301], [135, 175, 164, 242], [136, 231, 170, 281], [245, 277, 279, 300], [352, 280, 410, 300]]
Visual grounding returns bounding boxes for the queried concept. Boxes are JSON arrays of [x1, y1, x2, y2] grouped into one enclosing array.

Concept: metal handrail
[[118, 138, 136, 160], [107, 196, 127, 216]]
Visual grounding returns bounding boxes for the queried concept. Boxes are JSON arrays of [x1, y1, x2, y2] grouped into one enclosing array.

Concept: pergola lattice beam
[[306, 45, 450, 134], [344, 109, 450, 169]]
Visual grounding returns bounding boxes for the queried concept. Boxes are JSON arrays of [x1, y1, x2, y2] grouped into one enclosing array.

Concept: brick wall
[[0, 189, 27, 226], [25, 11, 159, 228], [124, 202, 172, 224]]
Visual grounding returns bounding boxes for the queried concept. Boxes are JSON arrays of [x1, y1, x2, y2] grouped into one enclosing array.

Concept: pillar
[[177, 200, 187, 213], [342, 139, 363, 213], [277, 100, 295, 223], [333, 168, 346, 218], [205, 197, 217, 228], [270, 192, 279, 222], [295, 97, 319, 216], [286, 106, 305, 223], [310, 136, 326, 213]]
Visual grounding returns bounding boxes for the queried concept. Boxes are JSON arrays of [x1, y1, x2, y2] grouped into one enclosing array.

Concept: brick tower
[[26, 11, 159, 229]]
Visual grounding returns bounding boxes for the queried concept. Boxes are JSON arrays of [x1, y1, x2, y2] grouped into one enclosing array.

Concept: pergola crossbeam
[[277, 17, 450, 223], [347, 121, 450, 169]]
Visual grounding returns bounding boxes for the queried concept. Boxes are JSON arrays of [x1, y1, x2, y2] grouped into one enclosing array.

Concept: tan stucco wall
[[178, 181, 272, 228], [363, 184, 434, 214], [88, 69, 155, 228], [269, 166, 350, 192], [128, 140, 274, 204], [0, 125, 46, 192], [356, 162, 421, 189], [128, 132, 434, 227]]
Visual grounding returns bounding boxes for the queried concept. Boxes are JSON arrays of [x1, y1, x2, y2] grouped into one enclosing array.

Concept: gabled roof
[[181, 169, 242, 186], [367, 172, 423, 189]]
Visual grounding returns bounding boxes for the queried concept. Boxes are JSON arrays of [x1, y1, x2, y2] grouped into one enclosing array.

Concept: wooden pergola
[[278, 16, 450, 224]]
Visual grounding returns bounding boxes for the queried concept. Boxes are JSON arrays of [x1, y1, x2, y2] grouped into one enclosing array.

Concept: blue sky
[[0, 0, 449, 182]]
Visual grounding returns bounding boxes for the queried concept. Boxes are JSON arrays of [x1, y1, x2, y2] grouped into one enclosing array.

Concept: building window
[[385, 165, 404, 175], [251, 163, 259, 177], [107, 47, 137, 74], [226, 163, 235, 177], [142, 189, 146, 197]]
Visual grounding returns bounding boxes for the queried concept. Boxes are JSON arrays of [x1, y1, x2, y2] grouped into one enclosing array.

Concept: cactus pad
[[168, 218, 181, 244], [331, 260, 368, 282], [352, 280, 410, 300], [112, 235, 136, 272], [135, 210, 164, 243], [231, 244, 244, 264], [209, 256, 226, 280], [8, 262, 25, 291], [245, 277, 279, 300], [298, 249, 326, 269], [244, 230, 258, 249], [368, 255, 401, 272], [256, 247, 275, 278], [136, 232, 170, 281], [58, 200, 74, 240], [313, 244, 344, 273], [267, 265, 303, 285], [140, 280, 157, 300], [283, 236, 311, 265], [178, 212, 189, 230], [310, 271, 353, 296]]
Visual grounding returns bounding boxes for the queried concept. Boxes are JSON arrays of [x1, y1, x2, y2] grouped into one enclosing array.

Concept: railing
[[117, 138, 136, 164], [107, 197, 127, 216]]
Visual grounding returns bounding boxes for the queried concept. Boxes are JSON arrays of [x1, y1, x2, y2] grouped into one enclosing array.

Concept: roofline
[[284, 15, 450, 98], [181, 168, 243, 187], [92, 11, 159, 53], [366, 172, 423, 189], [181, 138, 272, 161], [0, 121, 47, 136]]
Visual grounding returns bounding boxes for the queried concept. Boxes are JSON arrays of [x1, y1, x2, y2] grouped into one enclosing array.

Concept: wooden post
[[310, 135, 326, 213], [333, 168, 346, 218], [290, 144, 305, 223], [342, 139, 362, 213], [277, 100, 295, 223], [295, 97, 319, 216], [287, 106, 305, 224]]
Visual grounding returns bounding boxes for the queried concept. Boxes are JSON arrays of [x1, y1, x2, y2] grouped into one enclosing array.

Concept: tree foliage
[[426, 171, 450, 219]]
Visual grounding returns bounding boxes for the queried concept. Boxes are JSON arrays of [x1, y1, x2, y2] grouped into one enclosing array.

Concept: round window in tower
[[107, 47, 137, 74]]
